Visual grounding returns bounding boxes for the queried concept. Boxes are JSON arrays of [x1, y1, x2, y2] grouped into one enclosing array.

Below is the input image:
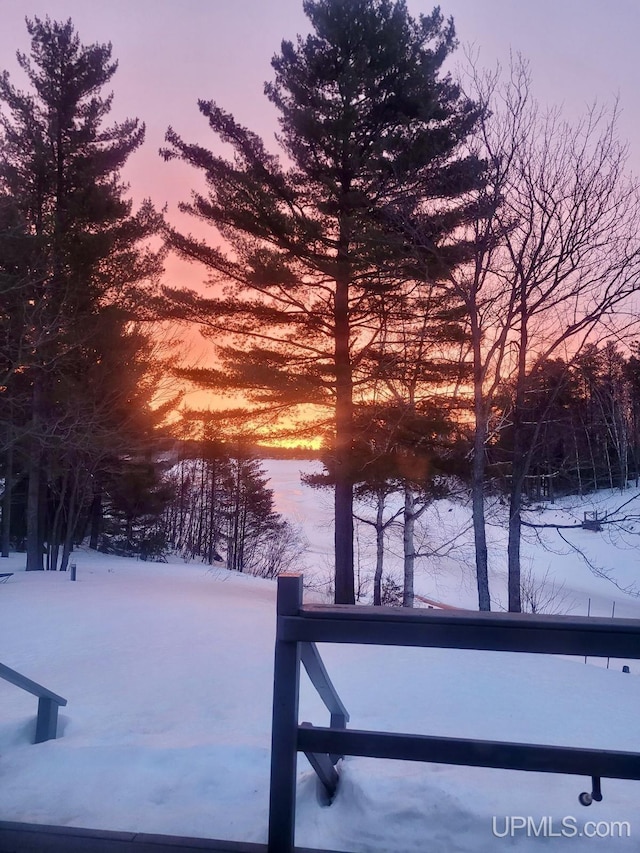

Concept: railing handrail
[[0, 662, 67, 706], [297, 726, 640, 780], [300, 602, 640, 630], [281, 602, 640, 659]]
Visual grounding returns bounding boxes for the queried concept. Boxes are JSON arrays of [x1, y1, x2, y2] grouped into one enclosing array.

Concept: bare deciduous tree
[[457, 57, 640, 611]]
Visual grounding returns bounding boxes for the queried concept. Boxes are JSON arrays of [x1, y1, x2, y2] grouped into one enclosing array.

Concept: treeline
[[491, 344, 640, 498], [0, 18, 172, 570], [161, 441, 303, 575], [0, 19, 299, 574], [301, 340, 640, 609]]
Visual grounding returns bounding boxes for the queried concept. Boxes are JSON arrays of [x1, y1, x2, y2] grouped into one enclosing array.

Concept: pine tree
[[162, 0, 483, 602], [0, 17, 163, 568]]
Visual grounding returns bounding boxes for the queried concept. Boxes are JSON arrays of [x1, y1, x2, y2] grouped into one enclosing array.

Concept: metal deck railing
[[0, 661, 67, 743], [268, 573, 640, 852]]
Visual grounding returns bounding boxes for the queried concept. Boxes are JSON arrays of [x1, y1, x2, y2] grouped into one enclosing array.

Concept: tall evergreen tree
[[162, 0, 483, 602], [0, 17, 163, 568]]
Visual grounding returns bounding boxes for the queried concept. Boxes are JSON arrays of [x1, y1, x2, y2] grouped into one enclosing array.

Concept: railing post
[[35, 697, 59, 744], [268, 574, 303, 853]]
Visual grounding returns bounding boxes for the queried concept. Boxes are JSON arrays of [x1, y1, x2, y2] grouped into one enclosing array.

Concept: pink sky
[[2, 0, 640, 412], [3, 0, 639, 227]]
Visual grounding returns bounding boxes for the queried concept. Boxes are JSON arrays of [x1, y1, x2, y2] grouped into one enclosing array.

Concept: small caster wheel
[[579, 792, 592, 806]]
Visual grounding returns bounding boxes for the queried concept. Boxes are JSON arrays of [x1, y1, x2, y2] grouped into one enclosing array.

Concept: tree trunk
[[574, 432, 583, 496], [507, 486, 523, 612], [208, 460, 218, 564], [506, 287, 530, 613], [507, 415, 525, 612], [584, 416, 599, 491], [89, 477, 102, 550], [1, 439, 13, 558], [471, 333, 491, 610], [49, 469, 70, 571], [25, 451, 44, 570], [402, 484, 415, 608], [333, 269, 355, 605], [373, 487, 386, 606], [60, 479, 82, 573], [26, 373, 45, 571]]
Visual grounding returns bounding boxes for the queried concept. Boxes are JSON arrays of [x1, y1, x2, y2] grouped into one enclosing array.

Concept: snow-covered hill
[[264, 458, 640, 620]]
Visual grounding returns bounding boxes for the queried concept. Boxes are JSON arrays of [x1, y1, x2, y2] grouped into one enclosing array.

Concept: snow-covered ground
[[1, 460, 639, 851], [267, 459, 640, 620]]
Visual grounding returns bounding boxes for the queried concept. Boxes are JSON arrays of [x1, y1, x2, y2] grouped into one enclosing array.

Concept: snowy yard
[[1, 460, 640, 851]]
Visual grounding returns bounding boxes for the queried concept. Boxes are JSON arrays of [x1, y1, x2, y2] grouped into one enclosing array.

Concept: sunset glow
[[3, 0, 640, 419]]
